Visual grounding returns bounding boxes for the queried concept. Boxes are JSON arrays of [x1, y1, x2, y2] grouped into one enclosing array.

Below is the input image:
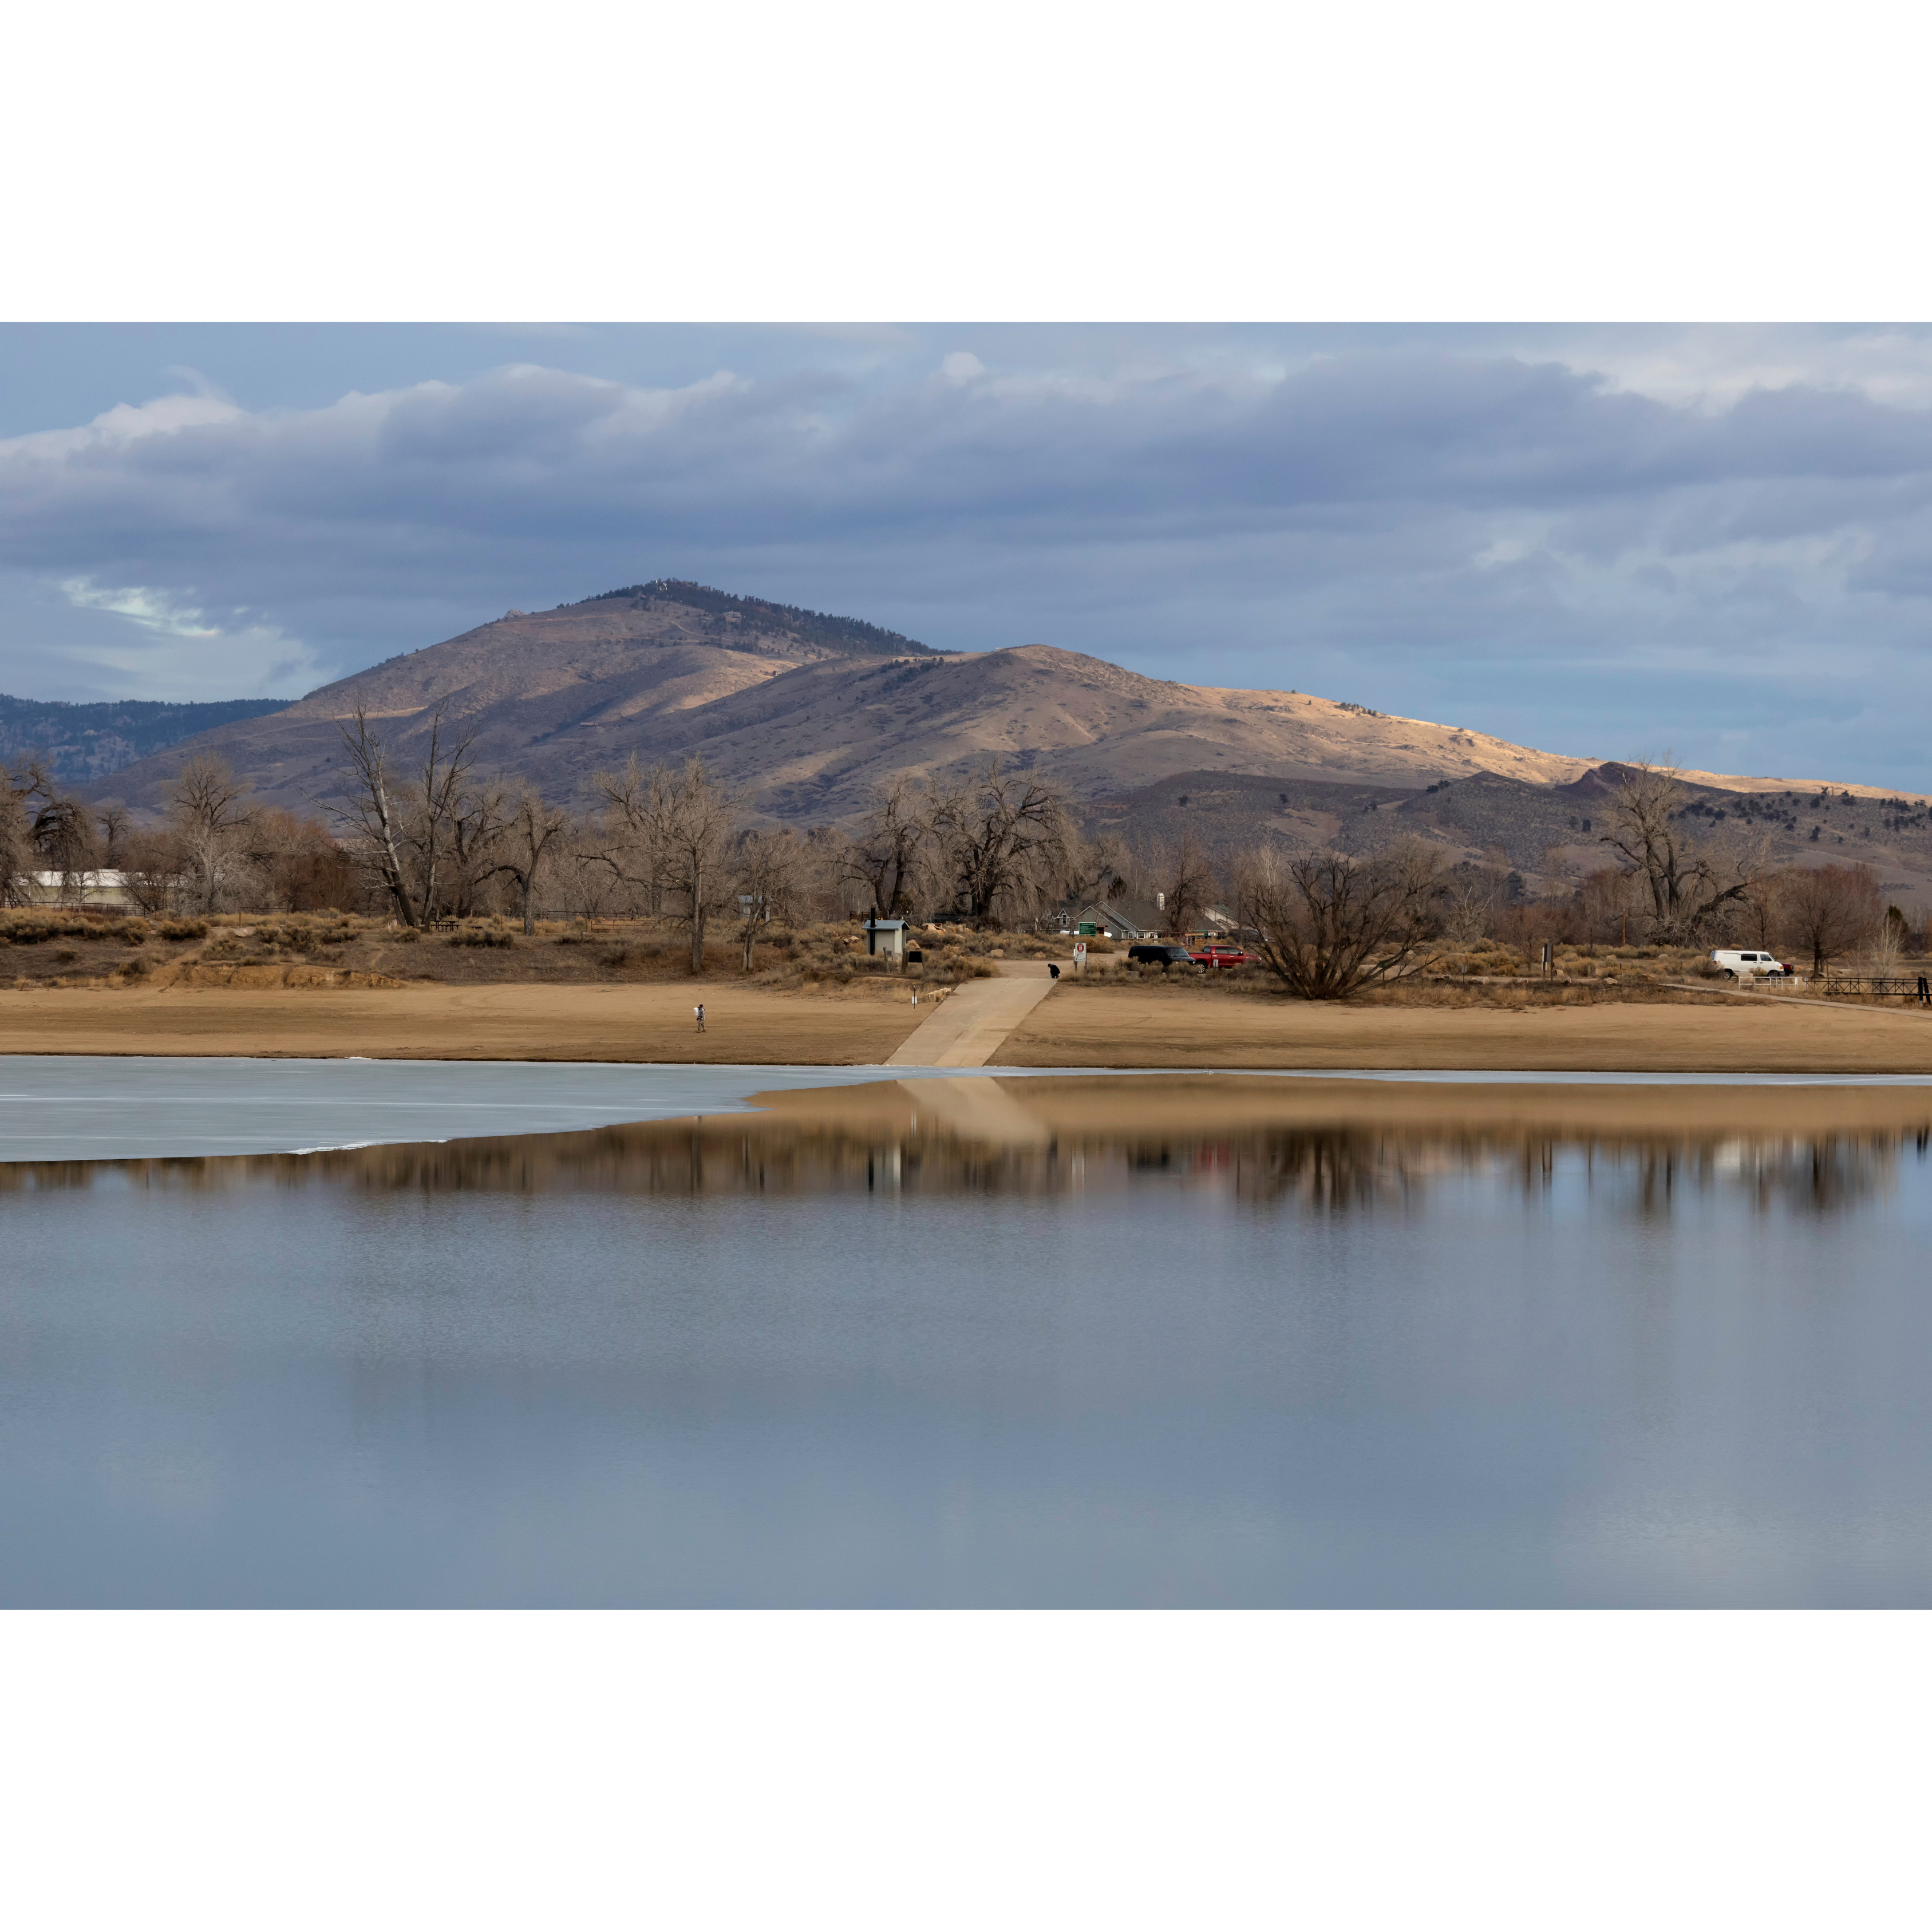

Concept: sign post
[[1072, 941, 1087, 975]]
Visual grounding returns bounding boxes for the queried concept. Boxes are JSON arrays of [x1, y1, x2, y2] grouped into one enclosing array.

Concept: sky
[[6, 322, 1932, 789]]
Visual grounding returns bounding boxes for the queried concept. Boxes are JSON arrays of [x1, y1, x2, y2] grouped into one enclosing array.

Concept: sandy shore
[[991, 987, 1932, 1074], [0, 981, 928, 1064], [5, 977, 1932, 1074]]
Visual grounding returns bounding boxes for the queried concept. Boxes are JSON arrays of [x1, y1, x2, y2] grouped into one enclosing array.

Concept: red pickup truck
[[1189, 945, 1252, 969]]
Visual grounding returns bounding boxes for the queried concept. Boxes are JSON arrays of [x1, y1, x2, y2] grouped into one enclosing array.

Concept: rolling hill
[[77, 578, 1932, 900]]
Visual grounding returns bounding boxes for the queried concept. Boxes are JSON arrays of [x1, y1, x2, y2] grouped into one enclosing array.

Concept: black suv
[[1127, 944, 1198, 967]]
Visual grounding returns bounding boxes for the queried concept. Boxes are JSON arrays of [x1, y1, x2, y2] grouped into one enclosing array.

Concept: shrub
[[448, 927, 516, 949], [0, 914, 94, 945], [156, 919, 208, 941]]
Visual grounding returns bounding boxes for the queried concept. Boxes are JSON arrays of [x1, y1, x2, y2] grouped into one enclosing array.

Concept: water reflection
[[1, 1074, 1919, 1219]]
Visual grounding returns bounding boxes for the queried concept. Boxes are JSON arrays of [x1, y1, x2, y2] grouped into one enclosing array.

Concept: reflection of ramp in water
[[897, 1077, 1051, 1147]]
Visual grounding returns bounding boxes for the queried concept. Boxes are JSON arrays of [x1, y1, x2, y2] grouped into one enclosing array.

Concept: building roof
[[1067, 898, 1159, 938]]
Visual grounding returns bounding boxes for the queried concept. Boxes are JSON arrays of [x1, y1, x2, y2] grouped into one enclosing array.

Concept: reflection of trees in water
[[1581, 1135, 1898, 1219], [0, 1120, 1914, 1219], [1231, 1132, 1421, 1211]]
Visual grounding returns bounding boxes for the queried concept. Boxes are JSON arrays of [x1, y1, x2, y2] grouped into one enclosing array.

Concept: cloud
[[4, 330, 1932, 782]]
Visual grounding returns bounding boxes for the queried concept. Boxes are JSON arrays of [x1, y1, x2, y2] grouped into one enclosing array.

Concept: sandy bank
[[0, 981, 927, 1064], [6, 977, 1932, 1075], [991, 987, 1932, 1074]]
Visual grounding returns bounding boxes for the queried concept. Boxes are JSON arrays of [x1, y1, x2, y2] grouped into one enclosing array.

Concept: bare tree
[[1235, 839, 1444, 999], [495, 787, 570, 934], [330, 706, 421, 924], [1737, 867, 1785, 950], [328, 702, 489, 926], [797, 825, 862, 923], [1574, 864, 1641, 945], [96, 800, 133, 867], [1160, 831, 1218, 938], [13, 763, 102, 904], [927, 764, 1071, 927], [845, 779, 927, 918], [1599, 761, 1764, 942], [1779, 863, 1881, 976], [591, 756, 741, 971], [732, 828, 804, 970], [1037, 827, 1126, 933], [1864, 903, 1909, 978], [1442, 856, 1511, 942], [170, 754, 256, 914], [0, 763, 37, 905]]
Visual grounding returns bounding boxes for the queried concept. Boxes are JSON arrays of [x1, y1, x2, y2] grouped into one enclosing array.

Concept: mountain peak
[[568, 579, 937, 658]]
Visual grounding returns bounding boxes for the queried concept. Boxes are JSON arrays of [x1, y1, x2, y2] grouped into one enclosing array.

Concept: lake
[[4, 1058, 1931, 1606]]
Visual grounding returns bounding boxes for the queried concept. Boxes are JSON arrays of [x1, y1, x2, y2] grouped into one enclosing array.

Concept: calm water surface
[[4, 1065, 1931, 1605]]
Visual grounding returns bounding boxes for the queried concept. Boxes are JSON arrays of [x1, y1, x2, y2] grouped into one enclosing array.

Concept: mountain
[[0, 694, 289, 785], [86, 580, 1602, 819], [77, 580, 1932, 902]]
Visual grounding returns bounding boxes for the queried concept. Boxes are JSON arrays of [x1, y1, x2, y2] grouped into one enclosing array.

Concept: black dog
[[1048, 963, 1061, 981]]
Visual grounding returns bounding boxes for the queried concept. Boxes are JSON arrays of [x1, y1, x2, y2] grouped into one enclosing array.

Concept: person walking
[[694, 1002, 706, 1033]]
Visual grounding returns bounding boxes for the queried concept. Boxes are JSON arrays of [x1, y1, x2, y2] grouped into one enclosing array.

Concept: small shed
[[863, 916, 909, 959]]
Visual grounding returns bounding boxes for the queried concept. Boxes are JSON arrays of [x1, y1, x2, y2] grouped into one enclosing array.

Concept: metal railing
[[1818, 975, 1932, 998]]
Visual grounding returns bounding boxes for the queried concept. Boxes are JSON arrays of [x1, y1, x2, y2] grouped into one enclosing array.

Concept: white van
[[1711, 949, 1788, 979]]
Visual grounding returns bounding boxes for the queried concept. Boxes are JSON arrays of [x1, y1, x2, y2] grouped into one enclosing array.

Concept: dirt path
[[990, 986, 1932, 1073], [0, 981, 927, 1064]]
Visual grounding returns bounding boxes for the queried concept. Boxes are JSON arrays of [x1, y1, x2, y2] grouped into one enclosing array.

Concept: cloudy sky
[[6, 322, 1932, 788]]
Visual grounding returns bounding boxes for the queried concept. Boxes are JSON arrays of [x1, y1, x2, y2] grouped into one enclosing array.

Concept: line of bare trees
[[8, 730, 1918, 1001], [1226, 759, 1917, 999], [577, 757, 1135, 969], [2, 753, 354, 914]]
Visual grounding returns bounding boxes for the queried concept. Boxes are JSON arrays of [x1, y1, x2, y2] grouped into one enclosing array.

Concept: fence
[[1818, 975, 1932, 999]]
